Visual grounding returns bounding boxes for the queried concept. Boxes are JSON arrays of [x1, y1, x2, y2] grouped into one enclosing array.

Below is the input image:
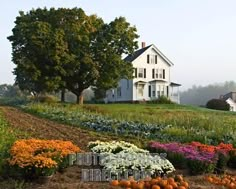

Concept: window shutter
[[144, 68, 146, 78], [148, 85, 151, 97], [147, 55, 150, 64], [134, 68, 137, 78], [163, 69, 165, 79], [166, 86, 169, 97], [155, 55, 157, 64], [152, 69, 155, 79]]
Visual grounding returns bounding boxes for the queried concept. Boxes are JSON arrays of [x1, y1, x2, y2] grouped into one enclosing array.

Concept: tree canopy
[[8, 7, 139, 103]]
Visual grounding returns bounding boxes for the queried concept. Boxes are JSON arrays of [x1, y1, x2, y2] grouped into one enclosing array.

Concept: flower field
[[0, 104, 236, 189]]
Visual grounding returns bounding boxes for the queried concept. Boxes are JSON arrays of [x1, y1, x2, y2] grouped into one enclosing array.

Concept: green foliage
[[0, 111, 17, 175], [31, 95, 58, 103], [0, 97, 29, 106], [0, 84, 28, 98], [8, 8, 139, 103], [215, 151, 230, 173], [187, 159, 216, 175], [206, 99, 230, 111], [228, 150, 236, 168], [148, 96, 174, 104]]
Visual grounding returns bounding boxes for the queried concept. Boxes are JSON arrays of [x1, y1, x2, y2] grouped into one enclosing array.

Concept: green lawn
[[24, 103, 236, 146]]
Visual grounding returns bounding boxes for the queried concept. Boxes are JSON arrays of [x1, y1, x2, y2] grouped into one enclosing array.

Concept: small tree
[[206, 99, 230, 111]]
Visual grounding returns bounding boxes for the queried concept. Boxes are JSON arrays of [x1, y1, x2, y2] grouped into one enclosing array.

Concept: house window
[[117, 87, 121, 97], [159, 69, 163, 79], [156, 69, 159, 78], [138, 68, 144, 78], [157, 90, 160, 97], [127, 79, 129, 89], [148, 85, 151, 97], [148, 54, 157, 64], [150, 55, 155, 64], [152, 85, 156, 97]]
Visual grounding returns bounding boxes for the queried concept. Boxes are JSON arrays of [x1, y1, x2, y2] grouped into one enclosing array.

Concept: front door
[[137, 84, 144, 99]]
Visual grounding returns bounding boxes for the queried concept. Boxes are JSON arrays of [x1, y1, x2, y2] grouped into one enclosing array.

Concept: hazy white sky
[[1, 0, 236, 90]]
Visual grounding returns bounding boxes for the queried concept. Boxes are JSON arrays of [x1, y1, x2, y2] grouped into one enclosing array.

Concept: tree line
[[180, 81, 236, 106]]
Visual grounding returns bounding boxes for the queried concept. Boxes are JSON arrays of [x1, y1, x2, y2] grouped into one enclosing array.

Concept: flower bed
[[148, 141, 235, 175], [88, 141, 175, 177], [8, 139, 81, 178]]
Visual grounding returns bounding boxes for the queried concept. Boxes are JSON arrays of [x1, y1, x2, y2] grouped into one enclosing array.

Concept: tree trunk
[[61, 89, 65, 102], [76, 94, 84, 105]]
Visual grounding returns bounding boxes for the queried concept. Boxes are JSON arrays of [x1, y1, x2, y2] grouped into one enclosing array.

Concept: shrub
[[228, 149, 236, 168], [8, 139, 81, 178], [148, 96, 174, 104], [206, 99, 230, 111], [187, 158, 216, 175], [32, 95, 58, 103]]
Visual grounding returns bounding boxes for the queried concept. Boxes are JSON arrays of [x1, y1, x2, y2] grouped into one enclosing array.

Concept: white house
[[222, 92, 236, 111], [106, 42, 181, 103]]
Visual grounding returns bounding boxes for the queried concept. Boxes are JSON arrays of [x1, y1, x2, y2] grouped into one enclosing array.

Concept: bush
[[32, 95, 58, 103], [206, 99, 230, 111], [148, 96, 174, 104], [228, 149, 236, 168]]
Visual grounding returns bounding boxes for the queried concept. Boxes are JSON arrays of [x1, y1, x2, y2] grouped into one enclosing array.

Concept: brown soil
[[0, 106, 235, 189]]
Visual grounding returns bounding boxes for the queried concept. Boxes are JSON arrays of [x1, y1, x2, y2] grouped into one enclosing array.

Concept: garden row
[[4, 139, 236, 179], [23, 103, 236, 146]]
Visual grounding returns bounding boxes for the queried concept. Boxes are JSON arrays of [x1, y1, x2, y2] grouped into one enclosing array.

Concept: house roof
[[149, 79, 167, 83], [124, 45, 151, 62], [170, 82, 181, 87], [124, 44, 174, 66]]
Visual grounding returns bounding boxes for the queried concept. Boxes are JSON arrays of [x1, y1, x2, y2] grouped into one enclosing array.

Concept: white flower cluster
[[88, 140, 149, 154], [101, 151, 175, 175], [88, 140, 175, 176]]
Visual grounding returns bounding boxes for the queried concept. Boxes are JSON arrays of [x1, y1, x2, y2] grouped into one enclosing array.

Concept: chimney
[[141, 42, 146, 48]]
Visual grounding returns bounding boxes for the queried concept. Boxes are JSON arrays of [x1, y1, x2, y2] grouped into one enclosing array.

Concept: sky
[[1, 0, 236, 90]]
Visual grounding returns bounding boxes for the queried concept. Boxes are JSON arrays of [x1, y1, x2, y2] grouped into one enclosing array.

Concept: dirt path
[[0, 106, 234, 189], [0, 106, 120, 151]]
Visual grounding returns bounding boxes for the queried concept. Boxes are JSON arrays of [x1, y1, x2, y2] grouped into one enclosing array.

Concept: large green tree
[[8, 8, 138, 103]]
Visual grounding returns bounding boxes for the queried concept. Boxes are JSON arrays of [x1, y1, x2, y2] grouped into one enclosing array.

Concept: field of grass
[[0, 110, 17, 173], [23, 103, 236, 146]]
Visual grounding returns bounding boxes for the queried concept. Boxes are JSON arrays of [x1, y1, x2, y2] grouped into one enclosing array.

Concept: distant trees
[[180, 81, 236, 106], [206, 99, 230, 111], [8, 8, 139, 104], [0, 84, 25, 97]]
